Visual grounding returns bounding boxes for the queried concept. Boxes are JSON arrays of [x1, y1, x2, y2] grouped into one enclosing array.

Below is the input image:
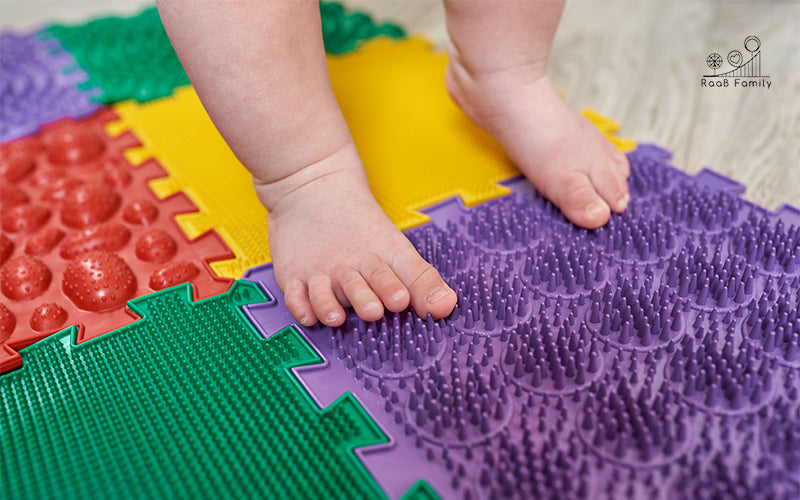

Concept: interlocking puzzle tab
[[245, 145, 800, 499], [0, 108, 232, 373], [0, 31, 100, 142], [0, 281, 409, 499], [107, 87, 273, 279]]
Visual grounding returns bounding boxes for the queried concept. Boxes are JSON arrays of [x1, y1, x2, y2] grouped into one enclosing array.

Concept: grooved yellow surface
[[108, 36, 635, 279], [579, 107, 637, 153], [329, 37, 518, 229], [108, 86, 269, 279]]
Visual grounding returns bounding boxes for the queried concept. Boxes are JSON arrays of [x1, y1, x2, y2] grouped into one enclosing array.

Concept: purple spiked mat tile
[[692, 168, 746, 196], [0, 30, 100, 143], [774, 204, 800, 227], [243, 144, 799, 500]]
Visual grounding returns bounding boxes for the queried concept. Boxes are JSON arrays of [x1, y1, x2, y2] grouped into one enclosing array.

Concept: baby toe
[[308, 274, 346, 327], [361, 256, 409, 313], [394, 250, 456, 319], [612, 147, 631, 179], [284, 277, 317, 327], [338, 267, 384, 322], [544, 171, 611, 229], [590, 160, 629, 214], [416, 275, 457, 319]]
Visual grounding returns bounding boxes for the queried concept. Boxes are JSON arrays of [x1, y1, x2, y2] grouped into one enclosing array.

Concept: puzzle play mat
[[1, 3, 798, 499]]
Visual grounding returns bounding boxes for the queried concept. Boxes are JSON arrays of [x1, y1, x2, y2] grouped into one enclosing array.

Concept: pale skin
[[157, 0, 630, 328]]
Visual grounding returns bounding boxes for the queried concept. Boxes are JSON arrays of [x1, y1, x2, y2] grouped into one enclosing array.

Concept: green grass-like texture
[[44, 7, 189, 104], [1, 281, 394, 499], [43, 2, 406, 104]]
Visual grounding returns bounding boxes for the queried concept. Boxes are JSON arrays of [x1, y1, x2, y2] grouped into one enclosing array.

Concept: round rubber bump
[[61, 183, 121, 229], [30, 302, 68, 332], [1, 204, 51, 234], [62, 251, 137, 312], [123, 200, 159, 226], [135, 229, 177, 263], [0, 234, 14, 266], [0, 151, 35, 182], [60, 224, 131, 259], [25, 228, 65, 256], [1, 255, 52, 300], [149, 261, 200, 290], [46, 128, 105, 166], [0, 182, 30, 209], [101, 159, 133, 188], [0, 302, 16, 342]]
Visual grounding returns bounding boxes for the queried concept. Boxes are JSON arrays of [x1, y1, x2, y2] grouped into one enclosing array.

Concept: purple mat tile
[[0, 30, 100, 143], [243, 144, 800, 499]]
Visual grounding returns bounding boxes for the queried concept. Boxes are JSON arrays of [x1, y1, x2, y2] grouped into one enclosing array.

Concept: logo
[[701, 36, 772, 89]]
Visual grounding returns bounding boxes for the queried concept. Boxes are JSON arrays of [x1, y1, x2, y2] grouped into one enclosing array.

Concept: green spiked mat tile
[[320, 1, 406, 55], [398, 481, 442, 500], [43, 3, 405, 105], [0, 281, 391, 499], [43, 7, 189, 104]]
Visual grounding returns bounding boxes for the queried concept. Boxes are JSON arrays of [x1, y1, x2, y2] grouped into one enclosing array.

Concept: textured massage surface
[[0, 109, 233, 372], [1, 3, 799, 500], [244, 145, 800, 499]]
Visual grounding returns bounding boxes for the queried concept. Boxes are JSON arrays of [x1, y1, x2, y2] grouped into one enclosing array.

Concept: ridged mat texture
[[0, 280, 435, 500]]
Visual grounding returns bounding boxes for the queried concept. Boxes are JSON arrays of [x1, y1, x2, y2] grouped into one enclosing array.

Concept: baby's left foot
[[446, 51, 630, 229]]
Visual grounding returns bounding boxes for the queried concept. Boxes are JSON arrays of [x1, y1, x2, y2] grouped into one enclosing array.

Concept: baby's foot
[[258, 144, 457, 328], [446, 51, 630, 229]]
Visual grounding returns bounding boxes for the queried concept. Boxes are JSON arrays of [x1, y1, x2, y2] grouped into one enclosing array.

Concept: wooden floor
[[346, 0, 800, 211]]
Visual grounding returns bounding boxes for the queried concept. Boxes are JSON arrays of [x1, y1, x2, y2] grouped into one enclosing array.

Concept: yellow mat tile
[[108, 86, 269, 279]]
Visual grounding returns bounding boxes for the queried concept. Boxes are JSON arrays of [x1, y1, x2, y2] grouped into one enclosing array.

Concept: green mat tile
[[44, 7, 189, 104], [320, 1, 405, 55], [399, 480, 443, 500], [0, 281, 389, 499], [43, 2, 406, 105]]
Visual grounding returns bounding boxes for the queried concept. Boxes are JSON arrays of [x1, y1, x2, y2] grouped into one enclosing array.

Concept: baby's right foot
[[446, 48, 630, 229], [258, 143, 457, 328]]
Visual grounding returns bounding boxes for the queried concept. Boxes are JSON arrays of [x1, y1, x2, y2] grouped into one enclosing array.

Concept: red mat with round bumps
[[0, 108, 234, 373]]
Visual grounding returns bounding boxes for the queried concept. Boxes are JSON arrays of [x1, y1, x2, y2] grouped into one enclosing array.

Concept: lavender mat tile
[[1, 30, 100, 143], [244, 144, 799, 499]]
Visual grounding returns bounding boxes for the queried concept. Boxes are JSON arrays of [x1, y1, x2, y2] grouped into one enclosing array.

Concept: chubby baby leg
[[158, 1, 456, 326]]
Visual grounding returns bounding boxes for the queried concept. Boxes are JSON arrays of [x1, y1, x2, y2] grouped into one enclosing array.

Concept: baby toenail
[[299, 316, 309, 326], [617, 193, 630, 211], [427, 287, 449, 304], [585, 202, 603, 215], [391, 290, 407, 303], [325, 312, 340, 324], [364, 301, 380, 311]]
